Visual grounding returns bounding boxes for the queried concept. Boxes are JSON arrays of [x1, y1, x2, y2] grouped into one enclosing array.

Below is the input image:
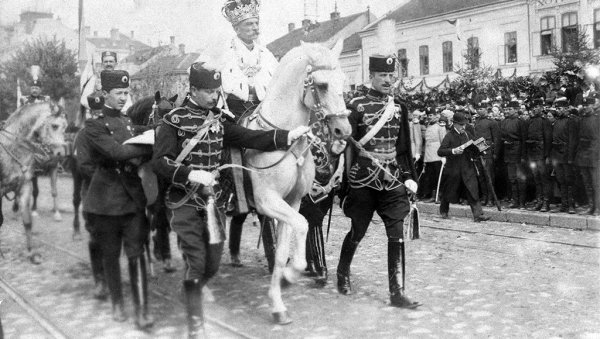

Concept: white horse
[[0, 102, 67, 263], [244, 41, 351, 324]]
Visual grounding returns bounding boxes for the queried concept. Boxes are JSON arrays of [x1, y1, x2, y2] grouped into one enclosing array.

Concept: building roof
[[342, 32, 361, 53], [131, 52, 200, 80], [267, 11, 367, 58], [122, 45, 173, 65], [87, 33, 150, 51], [384, 0, 515, 24]]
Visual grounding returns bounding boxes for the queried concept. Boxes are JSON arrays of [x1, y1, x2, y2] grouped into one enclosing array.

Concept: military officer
[[550, 96, 577, 213], [499, 100, 527, 209], [83, 70, 154, 329], [473, 102, 500, 206], [152, 62, 308, 338], [221, 0, 279, 269], [337, 55, 420, 309], [574, 94, 600, 215], [524, 97, 553, 212], [21, 78, 50, 105]]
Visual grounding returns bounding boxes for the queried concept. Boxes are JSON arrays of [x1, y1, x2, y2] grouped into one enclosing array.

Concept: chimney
[[93, 30, 98, 37], [179, 43, 185, 55], [288, 23, 295, 32], [85, 25, 90, 36], [110, 28, 119, 40], [302, 19, 311, 30], [170, 35, 175, 45], [330, 2, 340, 21], [130, 30, 134, 39]]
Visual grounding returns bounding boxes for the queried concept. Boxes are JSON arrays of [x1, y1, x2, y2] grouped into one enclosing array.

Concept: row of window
[[541, 10, 600, 55], [398, 33, 516, 77]]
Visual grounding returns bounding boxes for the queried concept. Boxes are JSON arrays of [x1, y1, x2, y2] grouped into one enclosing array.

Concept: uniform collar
[[186, 99, 209, 114], [102, 105, 121, 117], [366, 88, 387, 100]]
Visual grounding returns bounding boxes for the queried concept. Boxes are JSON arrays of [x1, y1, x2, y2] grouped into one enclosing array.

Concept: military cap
[[453, 111, 468, 125], [30, 79, 42, 87], [505, 101, 520, 108], [474, 101, 489, 109], [101, 51, 117, 62], [582, 96, 596, 106], [529, 97, 545, 107], [87, 94, 104, 110], [553, 97, 569, 108], [101, 70, 129, 92], [189, 62, 221, 89], [369, 54, 395, 73]]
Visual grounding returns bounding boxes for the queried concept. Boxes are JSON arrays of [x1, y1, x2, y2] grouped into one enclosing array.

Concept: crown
[[222, 0, 260, 26]]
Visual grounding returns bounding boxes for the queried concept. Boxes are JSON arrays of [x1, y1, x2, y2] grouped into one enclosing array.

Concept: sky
[[0, 0, 407, 51]]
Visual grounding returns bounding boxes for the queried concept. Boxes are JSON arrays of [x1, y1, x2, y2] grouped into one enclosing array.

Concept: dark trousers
[[529, 159, 551, 200], [579, 166, 599, 210], [152, 206, 172, 261], [421, 161, 442, 196], [168, 205, 223, 281], [439, 181, 483, 219], [476, 157, 495, 202], [506, 162, 526, 203], [343, 186, 410, 241]]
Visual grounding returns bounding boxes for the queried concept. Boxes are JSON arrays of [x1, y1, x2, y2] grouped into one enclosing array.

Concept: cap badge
[[121, 76, 128, 83], [386, 58, 393, 65], [214, 72, 221, 80]]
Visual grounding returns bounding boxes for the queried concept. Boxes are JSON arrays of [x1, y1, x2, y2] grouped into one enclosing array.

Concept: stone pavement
[[416, 200, 600, 231]]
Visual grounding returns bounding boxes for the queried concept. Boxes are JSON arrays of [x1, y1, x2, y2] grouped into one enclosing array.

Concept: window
[[419, 45, 429, 75], [561, 12, 578, 52], [540, 16, 555, 55], [595, 9, 600, 48], [442, 41, 453, 73], [504, 31, 517, 63], [467, 37, 480, 69], [398, 48, 408, 77]]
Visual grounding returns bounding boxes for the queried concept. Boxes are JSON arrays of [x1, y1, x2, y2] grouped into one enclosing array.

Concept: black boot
[[183, 279, 206, 339], [309, 225, 328, 286], [89, 242, 107, 300], [304, 229, 316, 277], [557, 185, 569, 213], [540, 199, 551, 213], [567, 186, 576, 214], [388, 241, 421, 309], [508, 183, 520, 209], [129, 256, 154, 330], [104, 256, 127, 322], [336, 234, 358, 295], [533, 193, 543, 211], [260, 216, 276, 274], [583, 185, 595, 215]]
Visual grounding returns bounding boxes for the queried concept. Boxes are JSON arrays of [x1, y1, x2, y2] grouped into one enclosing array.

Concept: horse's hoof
[[29, 253, 42, 265], [31, 211, 39, 218], [72, 231, 83, 241], [272, 311, 292, 325], [53, 212, 62, 222]]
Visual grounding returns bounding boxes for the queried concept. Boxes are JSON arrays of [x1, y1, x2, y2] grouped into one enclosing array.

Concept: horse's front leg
[[50, 165, 62, 221], [72, 165, 83, 240], [20, 180, 40, 264]]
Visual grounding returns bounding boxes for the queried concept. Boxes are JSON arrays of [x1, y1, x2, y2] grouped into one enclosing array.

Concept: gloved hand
[[404, 179, 418, 194], [441, 157, 447, 165], [452, 147, 464, 155], [287, 126, 311, 145], [188, 170, 216, 186], [331, 139, 347, 155], [415, 153, 421, 162]]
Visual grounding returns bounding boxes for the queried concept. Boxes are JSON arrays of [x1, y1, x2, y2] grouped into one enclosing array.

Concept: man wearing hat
[[550, 96, 577, 213], [474, 102, 500, 206], [573, 94, 600, 215], [152, 62, 309, 337], [22, 78, 50, 105], [524, 97, 553, 211], [220, 0, 279, 269], [83, 69, 154, 329], [80, 51, 132, 114], [438, 111, 490, 222], [500, 100, 527, 209], [336, 55, 421, 309]]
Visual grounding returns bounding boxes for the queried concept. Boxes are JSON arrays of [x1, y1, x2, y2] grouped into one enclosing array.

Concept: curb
[[416, 201, 600, 231]]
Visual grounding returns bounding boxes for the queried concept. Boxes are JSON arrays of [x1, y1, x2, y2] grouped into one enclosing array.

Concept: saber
[[435, 160, 445, 203], [478, 155, 501, 211], [326, 191, 334, 242]]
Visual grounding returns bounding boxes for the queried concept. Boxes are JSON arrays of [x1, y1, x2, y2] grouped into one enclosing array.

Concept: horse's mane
[[127, 96, 155, 125], [4, 102, 53, 137]]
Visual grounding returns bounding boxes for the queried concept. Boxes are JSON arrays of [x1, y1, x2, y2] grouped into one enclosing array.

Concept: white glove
[[415, 153, 421, 161], [188, 170, 216, 186], [404, 179, 418, 194], [287, 126, 311, 145], [441, 157, 447, 165], [331, 139, 347, 155], [452, 147, 464, 155]]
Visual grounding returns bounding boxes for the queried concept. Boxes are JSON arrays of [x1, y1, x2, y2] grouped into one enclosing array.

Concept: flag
[[446, 18, 464, 42], [78, 0, 87, 73], [16, 78, 22, 108]]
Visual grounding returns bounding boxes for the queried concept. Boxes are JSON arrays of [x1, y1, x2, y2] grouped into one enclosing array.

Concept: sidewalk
[[416, 201, 600, 231]]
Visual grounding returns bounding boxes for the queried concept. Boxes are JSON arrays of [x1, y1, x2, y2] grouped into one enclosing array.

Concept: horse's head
[[27, 102, 68, 157], [128, 91, 178, 126]]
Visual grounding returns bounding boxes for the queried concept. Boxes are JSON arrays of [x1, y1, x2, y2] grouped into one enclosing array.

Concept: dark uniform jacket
[[74, 126, 96, 181], [152, 101, 290, 210], [83, 106, 152, 216], [524, 115, 552, 161], [346, 89, 415, 191], [551, 116, 577, 164], [438, 126, 479, 203], [499, 116, 526, 163], [21, 95, 49, 105], [574, 110, 599, 167], [474, 117, 500, 159]]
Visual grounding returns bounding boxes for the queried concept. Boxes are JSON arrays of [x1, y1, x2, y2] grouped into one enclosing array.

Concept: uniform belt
[[525, 140, 542, 144], [99, 161, 136, 174], [552, 141, 566, 145], [503, 141, 521, 145], [358, 149, 397, 161]]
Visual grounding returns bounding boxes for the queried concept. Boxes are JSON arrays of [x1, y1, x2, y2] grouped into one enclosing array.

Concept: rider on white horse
[[152, 62, 309, 338]]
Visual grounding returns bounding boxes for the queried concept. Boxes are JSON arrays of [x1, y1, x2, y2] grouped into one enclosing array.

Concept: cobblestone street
[[0, 176, 599, 338]]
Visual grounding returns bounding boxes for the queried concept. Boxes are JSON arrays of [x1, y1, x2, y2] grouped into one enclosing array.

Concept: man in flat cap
[[574, 94, 600, 216], [221, 0, 279, 270], [152, 62, 309, 338], [336, 54, 421, 309], [82, 70, 154, 330], [500, 100, 527, 209]]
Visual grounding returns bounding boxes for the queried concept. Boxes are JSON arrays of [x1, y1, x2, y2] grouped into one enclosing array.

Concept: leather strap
[[358, 96, 395, 146]]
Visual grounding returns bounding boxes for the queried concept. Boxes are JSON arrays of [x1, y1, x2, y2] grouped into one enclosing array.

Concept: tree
[[0, 36, 79, 118], [549, 27, 600, 80]]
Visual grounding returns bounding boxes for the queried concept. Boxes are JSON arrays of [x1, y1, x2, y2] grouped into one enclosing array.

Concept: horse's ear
[[154, 91, 161, 103], [169, 94, 178, 103], [331, 39, 344, 59]]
